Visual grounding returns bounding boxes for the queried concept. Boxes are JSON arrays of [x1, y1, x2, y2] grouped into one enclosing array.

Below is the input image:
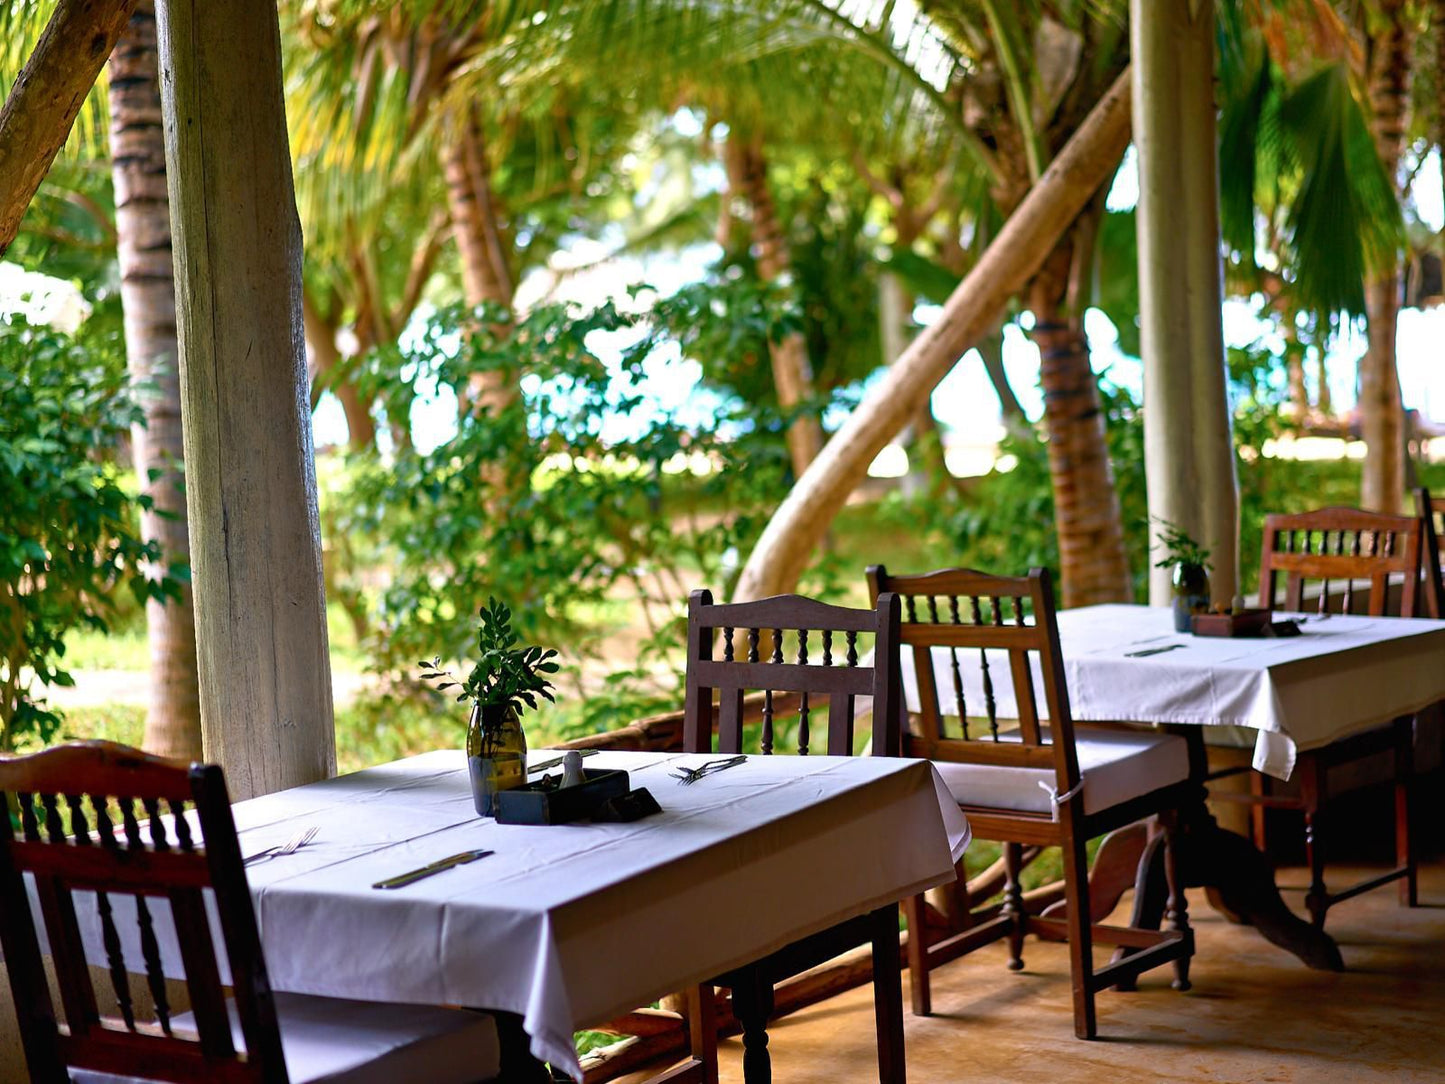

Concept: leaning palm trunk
[[734, 69, 1134, 602], [1360, 0, 1410, 514], [0, 0, 140, 256], [727, 135, 825, 477], [110, 0, 201, 761]]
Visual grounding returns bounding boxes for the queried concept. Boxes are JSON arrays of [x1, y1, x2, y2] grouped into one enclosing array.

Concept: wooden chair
[[1249, 506, 1424, 927], [679, 589, 905, 1084], [0, 741, 500, 1084], [866, 565, 1194, 1041], [1417, 487, 1445, 619]]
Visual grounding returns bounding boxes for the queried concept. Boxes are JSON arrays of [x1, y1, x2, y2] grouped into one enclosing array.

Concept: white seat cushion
[[72, 993, 500, 1084], [932, 726, 1190, 817]]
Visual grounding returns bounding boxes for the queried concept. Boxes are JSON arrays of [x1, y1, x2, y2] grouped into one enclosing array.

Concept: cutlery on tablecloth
[[1124, 643, 1187, 658], [670, 755, 747, 785], [244, 825, 318, 866], [527, 748, 599, 775], [372, 849, 494, 890]]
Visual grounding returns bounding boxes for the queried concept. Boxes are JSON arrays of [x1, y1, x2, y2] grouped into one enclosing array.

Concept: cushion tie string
[[1038, 778, 1085, 822]]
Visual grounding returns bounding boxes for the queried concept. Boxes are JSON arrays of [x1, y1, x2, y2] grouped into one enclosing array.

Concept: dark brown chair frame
[[1417, 487, 1445, 620], [1241, 507, 1424, 927], [0, 741, 288, 1084], [676, 589, 906, 1084], [867, 565, 1194, 1041]]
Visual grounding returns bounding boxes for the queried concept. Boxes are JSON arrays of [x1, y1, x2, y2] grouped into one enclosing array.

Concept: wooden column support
[[155, 0, 335, 797], [1131, 0, 1241, 606]]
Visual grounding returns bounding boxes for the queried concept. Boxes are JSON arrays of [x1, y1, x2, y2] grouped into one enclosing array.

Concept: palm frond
[[1278, 62, 1404, 322]]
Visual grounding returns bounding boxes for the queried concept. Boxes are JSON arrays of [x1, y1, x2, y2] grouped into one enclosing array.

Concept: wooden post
[[1132, 0, 1240, 606], [155, 0, 335, 797]]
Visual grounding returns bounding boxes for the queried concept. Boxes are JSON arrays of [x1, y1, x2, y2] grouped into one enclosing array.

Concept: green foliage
[[420, 597, 560, 716], [330, 295, 792, 735], [0, 319, 180, 750]]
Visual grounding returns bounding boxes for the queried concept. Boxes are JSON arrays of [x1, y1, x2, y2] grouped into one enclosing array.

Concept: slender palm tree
[[109, 0, 201, 760]]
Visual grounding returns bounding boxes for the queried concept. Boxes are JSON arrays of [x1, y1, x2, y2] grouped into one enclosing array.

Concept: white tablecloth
[[73, 750, 968, 1078], [900, 604, 1445, 780]]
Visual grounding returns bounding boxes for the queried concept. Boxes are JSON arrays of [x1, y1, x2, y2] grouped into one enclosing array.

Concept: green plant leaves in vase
[[419, 597, 560, 742]]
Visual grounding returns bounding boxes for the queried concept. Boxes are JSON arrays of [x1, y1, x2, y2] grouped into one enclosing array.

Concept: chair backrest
[[1416, 487, 1445, 620], [0, 741, 287, 1084], [682, 590, 902, 757], [866, 565, 1081, 796], [1257, 506, 1424, 617]]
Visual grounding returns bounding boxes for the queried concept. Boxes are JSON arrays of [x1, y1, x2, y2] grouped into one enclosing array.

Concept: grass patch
[[62, 603, 369, 674], [34, 702, 146, 751]]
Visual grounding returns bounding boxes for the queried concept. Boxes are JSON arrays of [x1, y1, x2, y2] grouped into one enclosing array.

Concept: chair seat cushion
[[72, 993, 500, 1084], [932, 726, 1190, 817]]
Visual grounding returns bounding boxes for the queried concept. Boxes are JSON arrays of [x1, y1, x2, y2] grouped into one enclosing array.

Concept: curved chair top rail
[[0, 739, 197, 803], [1262, 506, 1422, 535], [689, 588, 899, 634]]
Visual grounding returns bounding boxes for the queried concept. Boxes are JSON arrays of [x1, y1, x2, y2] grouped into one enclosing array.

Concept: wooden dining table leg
[[1134, 730, 1345, 972], [730, 965, 774, 1084], [871, 903, 907, 1084]]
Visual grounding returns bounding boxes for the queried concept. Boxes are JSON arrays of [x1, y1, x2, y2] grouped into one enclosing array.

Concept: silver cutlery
[[670, 755, 747, 785], [1124, 643, 1187, 658], [372, 849, 494, 890], [244, 825, 318, 866]]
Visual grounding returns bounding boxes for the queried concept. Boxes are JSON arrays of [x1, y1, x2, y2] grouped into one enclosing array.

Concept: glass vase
[[1171, 562, 1211, 633], [467, 703, 528, 817]]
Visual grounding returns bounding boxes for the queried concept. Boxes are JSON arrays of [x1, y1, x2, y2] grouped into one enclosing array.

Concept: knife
[[372, 849, 494, 890]]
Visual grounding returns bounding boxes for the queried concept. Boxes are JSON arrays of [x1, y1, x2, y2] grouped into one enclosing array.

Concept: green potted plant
[[1153, 519, 1212, 632], [420, 598, 559, 816]]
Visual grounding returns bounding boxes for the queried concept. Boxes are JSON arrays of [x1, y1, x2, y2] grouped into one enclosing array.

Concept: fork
[[244, 825, 318, 866], [670, 755, 747, 785]]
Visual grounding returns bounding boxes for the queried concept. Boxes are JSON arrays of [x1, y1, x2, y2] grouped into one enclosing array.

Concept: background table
[[899, 604, 1445, 779], [76, 749, 968, 1079]]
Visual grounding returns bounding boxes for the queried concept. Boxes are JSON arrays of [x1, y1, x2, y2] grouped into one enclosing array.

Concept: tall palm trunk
[[726, 136, 825, 478], [1360, 0, 1411, 514], [109, 0, 201, 761], [441, 102, 514, 416], [1029, 221, 1132, 607]]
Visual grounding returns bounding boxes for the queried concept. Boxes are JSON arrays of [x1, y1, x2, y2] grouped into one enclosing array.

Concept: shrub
[[0, 318, 180, 750]]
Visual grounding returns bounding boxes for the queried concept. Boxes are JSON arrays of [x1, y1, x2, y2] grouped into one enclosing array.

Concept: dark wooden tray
[[493, 768, 631, 825], [1191, 608, 1273, 638]]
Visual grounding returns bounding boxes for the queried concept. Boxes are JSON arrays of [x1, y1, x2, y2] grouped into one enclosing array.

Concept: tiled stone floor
[[701, 862, 1445, 1083]]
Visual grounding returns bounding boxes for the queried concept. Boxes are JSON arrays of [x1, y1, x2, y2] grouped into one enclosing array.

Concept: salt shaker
[[561, 751, 586, 788]]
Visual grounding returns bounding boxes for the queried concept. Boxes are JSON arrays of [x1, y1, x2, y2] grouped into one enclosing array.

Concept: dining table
[[899, 604, 1445, 780], [896, 603, 1445, 970], [70, 748, 970, 1080]]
